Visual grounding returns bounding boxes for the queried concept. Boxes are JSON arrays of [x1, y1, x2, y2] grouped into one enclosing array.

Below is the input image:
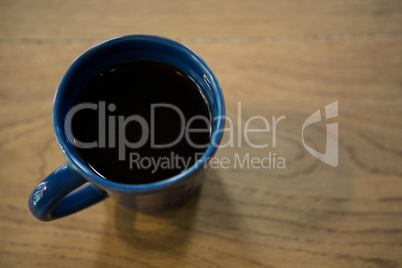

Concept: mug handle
[[28, 163, 108, 221]]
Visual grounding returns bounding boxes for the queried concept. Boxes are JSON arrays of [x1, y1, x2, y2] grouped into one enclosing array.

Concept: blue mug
[[28, 35, 225, 221]]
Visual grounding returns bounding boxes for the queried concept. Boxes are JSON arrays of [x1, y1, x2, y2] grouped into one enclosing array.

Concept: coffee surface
[[71, 60, 211, 184]]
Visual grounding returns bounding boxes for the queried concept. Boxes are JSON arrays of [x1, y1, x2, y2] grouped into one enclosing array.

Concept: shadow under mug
[[28, 35, 225, 221]]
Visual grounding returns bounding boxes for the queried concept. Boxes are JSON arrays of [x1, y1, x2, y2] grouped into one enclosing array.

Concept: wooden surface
[[1, 1, 402, 267]]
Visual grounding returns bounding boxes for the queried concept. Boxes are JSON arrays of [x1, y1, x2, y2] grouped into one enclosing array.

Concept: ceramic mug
[[28, 35, 225, 221]]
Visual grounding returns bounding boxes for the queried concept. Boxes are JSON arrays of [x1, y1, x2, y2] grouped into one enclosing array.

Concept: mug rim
[[52, 34, 225, 194]]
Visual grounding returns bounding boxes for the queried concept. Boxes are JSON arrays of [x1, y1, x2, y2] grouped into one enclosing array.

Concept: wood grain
[[0, 1, 401, 267]]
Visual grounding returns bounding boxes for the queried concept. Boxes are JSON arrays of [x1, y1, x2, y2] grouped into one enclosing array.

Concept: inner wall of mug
[[53, 35, 224, 185]]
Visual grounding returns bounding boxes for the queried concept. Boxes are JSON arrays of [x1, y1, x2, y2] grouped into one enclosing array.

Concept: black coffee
[[71, 60, 211, 184]]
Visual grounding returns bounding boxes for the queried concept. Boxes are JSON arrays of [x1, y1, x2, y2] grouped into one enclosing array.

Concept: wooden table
[[1, 1, 401, 267]]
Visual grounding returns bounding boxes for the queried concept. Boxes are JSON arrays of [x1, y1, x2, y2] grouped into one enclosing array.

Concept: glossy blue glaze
[[28, 35, 225, 221], [28, 163, 108, 221]]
